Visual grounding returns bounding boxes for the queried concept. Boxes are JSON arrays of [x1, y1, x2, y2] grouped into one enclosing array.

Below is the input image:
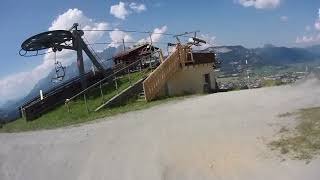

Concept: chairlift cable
[[81, 29, 195, 38]]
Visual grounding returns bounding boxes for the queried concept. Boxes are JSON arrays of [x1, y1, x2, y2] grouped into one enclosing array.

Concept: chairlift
[[51, 51, 66, 83]]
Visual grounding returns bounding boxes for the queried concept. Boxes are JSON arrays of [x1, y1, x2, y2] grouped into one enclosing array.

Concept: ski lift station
[[19, 23, 218, 121]]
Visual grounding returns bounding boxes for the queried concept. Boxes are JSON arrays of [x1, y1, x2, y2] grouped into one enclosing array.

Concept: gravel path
[[1, 77, 320, 180]]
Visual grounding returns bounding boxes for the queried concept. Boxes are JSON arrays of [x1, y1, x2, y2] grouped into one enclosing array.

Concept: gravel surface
[[1, 77, 320, 180]]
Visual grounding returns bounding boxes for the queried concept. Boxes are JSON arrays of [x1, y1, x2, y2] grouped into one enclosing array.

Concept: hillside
[[0, 47, 117, 122], [202, 44, 320, 73], [306, 45, 320, 56], [1, 44, 320, 122], [254, 45, 318, 65]]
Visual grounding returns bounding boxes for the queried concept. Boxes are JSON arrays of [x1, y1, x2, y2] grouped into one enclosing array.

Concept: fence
[[65, 59, 147, 114]]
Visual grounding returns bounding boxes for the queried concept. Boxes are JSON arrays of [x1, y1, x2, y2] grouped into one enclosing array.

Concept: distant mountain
[[202, 45, 263, 72], [306, 45, 320, 56], [0, 47, 117, 122], [254, 45, 318, 65], [202, 44, 320, 72]]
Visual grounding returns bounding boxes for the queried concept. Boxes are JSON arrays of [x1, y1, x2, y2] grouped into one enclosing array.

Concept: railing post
[[65, 100, 71, 113], [128, 68, 132, 86], [83, 93, 89, 113], [114, 76, 118, 94], [99, 82, 105, 103], [138, 60, 142, 79], [149, 33, 153, 70], [139, 60, 142, 72], [20, 107, 26, 121]]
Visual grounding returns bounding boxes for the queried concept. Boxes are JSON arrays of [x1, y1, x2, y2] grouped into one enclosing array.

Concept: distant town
[[217, 64, 314, 90]]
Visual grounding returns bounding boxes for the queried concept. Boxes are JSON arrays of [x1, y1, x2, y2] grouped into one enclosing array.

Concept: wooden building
[[143, 44, 218, 101]]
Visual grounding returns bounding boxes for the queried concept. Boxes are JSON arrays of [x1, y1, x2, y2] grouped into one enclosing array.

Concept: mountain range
[[205, 44, 320, 72], [1, 44, 320, 122]]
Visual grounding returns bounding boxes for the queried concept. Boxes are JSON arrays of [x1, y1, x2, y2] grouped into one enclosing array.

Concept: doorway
[[203, 73, 211, 93]]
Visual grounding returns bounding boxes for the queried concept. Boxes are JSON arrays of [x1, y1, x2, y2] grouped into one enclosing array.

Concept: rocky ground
[[1, 76, 320, 180]]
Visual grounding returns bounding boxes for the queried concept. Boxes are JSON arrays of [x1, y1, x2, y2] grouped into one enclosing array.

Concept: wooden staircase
[[143, 45, 188, 101], [95, 77, 147, 111]]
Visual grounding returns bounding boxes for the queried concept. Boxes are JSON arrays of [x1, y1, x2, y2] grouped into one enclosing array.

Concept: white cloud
[[315, 20, 320, 31], [280, 16, 288, 22], [295, 8, 320, 45], [47, 8, 108, 73], [110, 2, 130, 20], [0, 8, 108, 103], [138, 25, 168, 44], [49, 8, 108, 48], [237, 0, 281, 9], [314, 8, 320, 30], [296, 34, 320, 44], [0, 72, 32, 104], [150, 26, 168, 42], [199, 34, 216, 45], [305, 25, 311, 31], [129, 2, 146, 13], [108, 29, 134, 48], [192, 34, 217, 51], [110, 2, 147, 20]]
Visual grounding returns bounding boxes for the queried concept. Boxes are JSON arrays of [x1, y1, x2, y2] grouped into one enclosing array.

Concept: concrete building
[[166, 52, 217, 96], [143, 46, 218, 101]]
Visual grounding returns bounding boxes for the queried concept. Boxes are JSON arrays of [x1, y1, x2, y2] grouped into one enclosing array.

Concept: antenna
[[173, 30, 200, 43]]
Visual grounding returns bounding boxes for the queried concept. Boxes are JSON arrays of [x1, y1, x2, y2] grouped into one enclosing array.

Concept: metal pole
[[65, 101, 71, 113], [122, 38, 126, 52], [74, 31, 87, 89], [20, 107, 25, 120], [100, 82, 105, 103], [139, 59, 142, 72], [83, 94, 89, 113], [246, 59, 250, 89], [114, 76, 119, 94], [128, 68, 132, 86], [149, 33, 153, 46], [139, 59, 143, 79], [149, 33, 153, 70]]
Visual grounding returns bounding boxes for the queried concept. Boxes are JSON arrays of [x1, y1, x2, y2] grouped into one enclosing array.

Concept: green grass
[[0, 70, 192, 133], [0, 96, 189, 133], [262, 79, 284, 87], [70, 71, 146, 112], [0, 97, 183, 133], [270, 107, 320, 161]]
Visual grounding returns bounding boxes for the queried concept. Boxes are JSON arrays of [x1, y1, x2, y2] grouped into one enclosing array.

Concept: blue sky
[[0, 0, 320, 103]]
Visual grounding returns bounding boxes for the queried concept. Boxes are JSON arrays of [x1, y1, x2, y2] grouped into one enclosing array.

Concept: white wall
[[166, 63, 216, 96]]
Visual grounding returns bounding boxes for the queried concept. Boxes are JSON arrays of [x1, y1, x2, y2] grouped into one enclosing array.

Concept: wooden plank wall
[[143, 45, 188, 101]]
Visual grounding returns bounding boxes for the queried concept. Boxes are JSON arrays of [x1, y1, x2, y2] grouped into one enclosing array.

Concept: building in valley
[[143, 44, 218, 101]]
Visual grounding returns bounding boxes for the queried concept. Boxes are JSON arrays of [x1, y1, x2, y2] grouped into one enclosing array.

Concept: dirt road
[[1, 77, 320, 180]]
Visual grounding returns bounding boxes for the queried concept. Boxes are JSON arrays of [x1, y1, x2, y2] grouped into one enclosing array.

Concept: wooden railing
[[64, 59, 146, 114], [143, 45, 188, 101]]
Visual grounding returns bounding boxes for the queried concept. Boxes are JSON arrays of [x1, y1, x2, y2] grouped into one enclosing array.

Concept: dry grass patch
[[270, 107, 320, 161]]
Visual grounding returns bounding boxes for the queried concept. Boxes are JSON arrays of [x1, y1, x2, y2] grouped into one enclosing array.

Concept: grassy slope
[[0, 98, 182, 133], [270, 107, 320, 161], [0, 71, 191, 133], [0, 71, 145, 132], [262, 79, 284, 87]]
